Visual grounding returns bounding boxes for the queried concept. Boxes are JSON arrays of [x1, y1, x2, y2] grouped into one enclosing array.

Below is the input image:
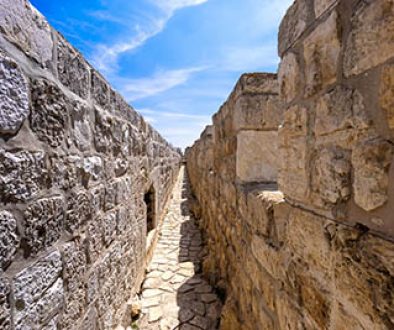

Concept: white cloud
[[117, 66, 207, 101], [90, 0, 209, 74]]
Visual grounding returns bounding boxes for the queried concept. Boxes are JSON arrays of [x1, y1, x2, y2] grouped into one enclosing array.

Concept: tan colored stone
[[344, 0, 394, 77], [278, 52, 301, 103], [380, 64, 394, 129], [314, 0, 337, 18], [236, 131, 279, 183], [352, 137, 394, 211], [304, 10, 340, 96], [311, 147, 351, 206], [315, 85, 369, 137]]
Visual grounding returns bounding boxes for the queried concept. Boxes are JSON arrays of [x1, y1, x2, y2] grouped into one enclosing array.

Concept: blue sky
[[31, 0, 292, 149]]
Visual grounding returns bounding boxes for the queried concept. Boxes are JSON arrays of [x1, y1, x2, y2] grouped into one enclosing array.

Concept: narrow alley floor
[[136, 167, 222, 330]]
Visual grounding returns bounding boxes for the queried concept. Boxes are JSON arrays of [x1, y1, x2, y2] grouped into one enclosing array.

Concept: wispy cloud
[[138, 108, 211, 120], [116, 66, 207, 101], [90, 0, 209, 74]]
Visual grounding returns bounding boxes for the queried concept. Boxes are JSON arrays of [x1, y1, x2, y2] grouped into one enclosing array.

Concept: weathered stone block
[[233, 73, 279, 97], [105, 180, 117, 211], [278, 106, 310, 201], [314, 0, 337, 18], [352, 137, 394, 211], [94, 108, 113, 153], [278, 52, 301, 103], [276, 292, 305, 330], [304, 10, 340, 96], [87, 218, 104, 264], [24, 196, 64, 256], [0, 275, 11, 330], [13, 251, 63, 328], [103, 210, 117, 247], [380, 64, 394, 130], [57, 36, 89, 98], [0, 210, 19, 270], [70, 101, 92, 152], [82, 156, 103, 187], [344, 0, 394, 77], [0, 149, 46, 202], [311, 147, 351, 206], [0, 54, 29, 135], [90, 184, 105, 215], [0, 0, 53, 65], [236, 131, 279, 183], [278, 0, 310, 56], [62, 242, 87, 329], [30, 79, 69, 148], [65, 189, 91, 234], [233, 95, 283, 131], [91, 71, 109, 109], [50, 154, 82, 190], [315, 85, 369, 136]]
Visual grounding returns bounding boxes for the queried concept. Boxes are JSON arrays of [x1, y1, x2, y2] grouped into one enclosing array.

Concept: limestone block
[[94, 109, 113, 153], [278, 0, 310, 56], [91, 71, 109, 109], [57, 36, 89, 98], [352, 138, 394, 211], [30, 79, 69, 148], [70, 101, 92, 152], [233, 95, 283, 131], [0, 54, 29, 135], [314, 0, 337, 18], [333, 226, 393, 326], [24, 196, 64, 256], [236, 131, 279, 183], [86, 269, 99, 304], [105, 180, 117, 211], [0, 210, 19, 270], [90, 184, 105, 215], [278, 52, 301, 103], [233, 73, 278, 98], [50, 155, 82, 190], [311, 147, 351, 206], [0, 149, 46, 202], [344, 0, 394, 77], [62, 242, 87, 329], [82, 156, 103, 186], [315, 85, 369, 137], [0, 0, 53, 65], [276, 292, 305, 330], [115, 158, 128, 177], [87, 219, 104, 264], [278, 106, 309, 201], [103, 210, 117, 247], [379, 64, 394, 129], [13, 251, 63, 328], [0, 276, 11, 330], [304, 10, 340, 96], [65, 189, 91, 233], [287, 209, 333, 277]]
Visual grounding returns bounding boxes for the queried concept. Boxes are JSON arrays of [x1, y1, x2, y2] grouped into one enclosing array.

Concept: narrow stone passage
[[136, 167, 222, 330]]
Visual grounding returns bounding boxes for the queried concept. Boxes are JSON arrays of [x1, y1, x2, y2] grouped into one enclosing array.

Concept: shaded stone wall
[[186, 1, 394, 329], [0, 1, 181, 329]]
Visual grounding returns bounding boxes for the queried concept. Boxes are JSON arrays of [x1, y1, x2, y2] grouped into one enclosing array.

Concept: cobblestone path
[[136, 167, 222, 330]]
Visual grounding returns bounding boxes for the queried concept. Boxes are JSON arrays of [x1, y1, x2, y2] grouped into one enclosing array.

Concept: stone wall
[[0, 1, 181, 329], [186, 0, 394, 329]]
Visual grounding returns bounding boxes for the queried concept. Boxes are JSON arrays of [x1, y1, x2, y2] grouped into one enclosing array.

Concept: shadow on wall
[[174, 174, 223, 329]]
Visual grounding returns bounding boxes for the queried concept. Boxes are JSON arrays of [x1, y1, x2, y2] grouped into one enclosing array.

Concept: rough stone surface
[[303, 10, 340, 96], [0, 0, 53, 65], [278, 52, 301, 103], [23, 196, 64, 256], [314, 0, 337, 18], [380, 64, 394, 130], [30, 79, 68, 148], [0, 149, 46, 202], [352, 138, 394, 211], [0, 54, 29, 135], [344, 0, 394, 77], [0, 276, 11, 330], [0, 211, 19, 270], [236, 130, 279, 183]]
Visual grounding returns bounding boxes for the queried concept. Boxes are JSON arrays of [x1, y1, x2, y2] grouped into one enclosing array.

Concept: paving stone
[[137, 168, 221, 329]]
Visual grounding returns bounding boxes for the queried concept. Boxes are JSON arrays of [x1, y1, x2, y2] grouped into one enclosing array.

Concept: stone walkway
[[136, 167, 222, 330]]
